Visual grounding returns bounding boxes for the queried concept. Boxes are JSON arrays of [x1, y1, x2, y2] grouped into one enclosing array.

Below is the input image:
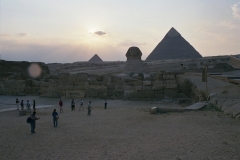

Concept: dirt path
[[0, 100, 240, 160]]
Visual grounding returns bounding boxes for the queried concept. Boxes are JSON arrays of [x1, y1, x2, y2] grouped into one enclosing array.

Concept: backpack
[[26, 117, 32, 123]]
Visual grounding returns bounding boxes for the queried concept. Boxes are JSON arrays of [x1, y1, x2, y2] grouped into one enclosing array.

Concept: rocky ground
[[0, 96, 240, 160]]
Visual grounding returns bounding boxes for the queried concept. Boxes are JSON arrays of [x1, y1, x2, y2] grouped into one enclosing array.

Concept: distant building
[[88, 54, 103, 62], [146, 27, 202, 61]]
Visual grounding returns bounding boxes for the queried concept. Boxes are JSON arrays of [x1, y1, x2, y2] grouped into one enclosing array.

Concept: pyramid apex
[[166, 27, 181, 37], [88, 54, 103, 62]]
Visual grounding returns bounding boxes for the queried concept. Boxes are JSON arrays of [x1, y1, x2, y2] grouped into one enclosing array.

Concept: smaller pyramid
[[88, 54, 103, 62]]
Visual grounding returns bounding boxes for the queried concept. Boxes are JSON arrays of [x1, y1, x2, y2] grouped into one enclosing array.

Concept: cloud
[[94, 31, 107, 36], [118, 39, 146, 47], [17, 33, 28, 37], [0, 34, 10, 37], [232, 2, 240, 20], [219, 21, 240, 29]]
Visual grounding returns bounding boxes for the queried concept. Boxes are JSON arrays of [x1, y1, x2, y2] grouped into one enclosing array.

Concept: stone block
[[115, 91, 124, 98], [75, 73, 88, 81], [165, 80, 177, 89], [143, 81, 151, 86], [65, 85, 74, 90], [152, 84, 165, 90], [150, 107, 157, 114], [134, 86, 142, 91], [107, 90, 115, 96], [66, 90, 86, 98], [114, 80, 125, 86], [105, 83, 114, 89], [164, 89, 178, 98], [124, 86, 132, 90], [73, 85, 88, 90], [132, 80, 143, 86], [124, 90, 133, 94], [58, 73, 70, 82], [86, 89, 98, 97], [142, 90, 154, 98], [73, 82, 88, 86], [39, 82, 49, 87], [89, 82, 103, 90], [124, 90, 133, 98], [142, 86, 152, 90], [115, 85, 124, 90], [154, 93, 164, 99], [163, 75, 175, 80], [154, 73, 163, 80]]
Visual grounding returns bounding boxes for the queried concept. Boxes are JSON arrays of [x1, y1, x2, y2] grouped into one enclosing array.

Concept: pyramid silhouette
[[146, 27, 202, 60], [88, 54, 103, 62]]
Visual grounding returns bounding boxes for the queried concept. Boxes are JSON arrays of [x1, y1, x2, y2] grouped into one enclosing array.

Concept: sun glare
[[88, 30, 95, 34]]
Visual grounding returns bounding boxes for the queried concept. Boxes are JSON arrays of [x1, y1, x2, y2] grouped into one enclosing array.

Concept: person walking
[[79, 99, 84, 111], [52, 109, 59, 127], [87, 101, 92, 116], [59, 99, 63, 113], [71, 99, 75, 111], [104, 99, 107, 109], [30, 111, 40, 134], [16, 98, 20, 110], [33, 100, 36, 112], [20, 100, 24, 110], [26, 100, 31, 113]]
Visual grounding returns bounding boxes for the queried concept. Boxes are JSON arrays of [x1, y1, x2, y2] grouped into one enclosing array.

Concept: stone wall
[[0, 60, 49, 96], [176, 75, 206, 102], [35, 72, 185, 100]]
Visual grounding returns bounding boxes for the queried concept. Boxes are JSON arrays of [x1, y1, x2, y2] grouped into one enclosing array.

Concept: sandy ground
[[0, 96, 240, 160]]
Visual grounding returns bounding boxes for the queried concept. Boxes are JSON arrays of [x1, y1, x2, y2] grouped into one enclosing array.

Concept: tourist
[[87, 101, 92, 116], [33, 100, 36, 111], [79, 99, 84, 111], [16, 98, 19, 110], [59, 99, 63, 113], [52, 109, 59, 127], [20, 100, 24, 111], [104, 99, 107, 109], [30, 111, 40, 134], [71, 99, 75, 111], [26, 100, 31, 113]]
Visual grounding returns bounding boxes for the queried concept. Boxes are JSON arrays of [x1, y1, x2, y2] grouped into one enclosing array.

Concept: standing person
[[87, 101, 92, 116], [59, 99, 63, 113], [71, 99, 75, 111], [79, 99, 84, 111], [33, 100, 36, 112], [30, 111, 40, 134], [104, 99, 107, 109], [20, 100, 24, 111], [16, 98, 20, 110], [26, 100, 31, 113], [52, 109, 59, 127]]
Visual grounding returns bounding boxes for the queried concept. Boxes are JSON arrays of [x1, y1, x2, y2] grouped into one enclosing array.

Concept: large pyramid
[[88, 54, 103, 62], [146, 27, 202, 61]]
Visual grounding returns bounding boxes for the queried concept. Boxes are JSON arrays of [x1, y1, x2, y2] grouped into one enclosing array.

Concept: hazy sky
[[1, 0, 240, 63]]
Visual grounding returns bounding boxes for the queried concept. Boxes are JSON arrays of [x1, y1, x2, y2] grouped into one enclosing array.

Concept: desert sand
[[0, 96, 240, 160]]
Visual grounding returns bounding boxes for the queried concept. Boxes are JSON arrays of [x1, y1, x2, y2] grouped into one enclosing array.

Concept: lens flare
[[28, 63, 42, 78]]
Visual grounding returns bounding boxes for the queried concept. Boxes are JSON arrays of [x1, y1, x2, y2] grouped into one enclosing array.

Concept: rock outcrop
[[146, 27, 202, 61]]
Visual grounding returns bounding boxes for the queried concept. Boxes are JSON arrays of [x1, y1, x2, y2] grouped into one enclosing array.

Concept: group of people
[[25, 98, 108, 134], [16, 98, 36, 112]]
